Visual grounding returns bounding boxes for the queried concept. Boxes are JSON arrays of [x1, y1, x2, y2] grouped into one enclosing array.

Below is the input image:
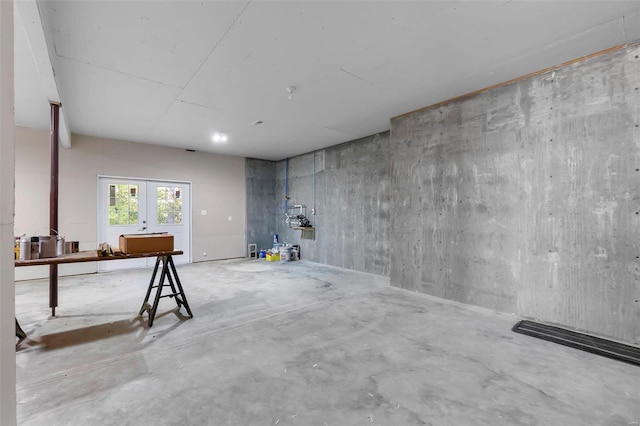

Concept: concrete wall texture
[[391, 44, 640, 344], [245, 158, 277, 252], [247, 133, 391, 276], [314, 134, 390, 276], [246, 43, 640, 344]]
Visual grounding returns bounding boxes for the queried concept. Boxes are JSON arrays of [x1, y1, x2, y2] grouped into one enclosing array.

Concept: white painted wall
[[15, 127, 246, 280], [0, 1, 16, 424]]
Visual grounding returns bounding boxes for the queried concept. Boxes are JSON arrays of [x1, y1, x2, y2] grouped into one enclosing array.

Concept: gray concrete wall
[[269, 133, 391, 276], [245, 158, 277, 253], [390, 43, 640, 344], [273, 152, 318, 256]]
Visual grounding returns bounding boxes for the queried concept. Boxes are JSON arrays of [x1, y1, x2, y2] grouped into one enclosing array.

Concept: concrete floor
[[15, 259, 640, 425]]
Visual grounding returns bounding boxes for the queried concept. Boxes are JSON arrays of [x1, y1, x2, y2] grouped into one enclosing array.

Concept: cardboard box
[[119, 233, 174, 254]]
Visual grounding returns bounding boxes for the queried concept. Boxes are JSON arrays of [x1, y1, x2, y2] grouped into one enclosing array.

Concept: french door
[[98, 177, 191, 272]]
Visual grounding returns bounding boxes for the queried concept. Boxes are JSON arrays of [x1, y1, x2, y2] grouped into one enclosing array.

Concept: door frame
[[97, 175, 193, 268]]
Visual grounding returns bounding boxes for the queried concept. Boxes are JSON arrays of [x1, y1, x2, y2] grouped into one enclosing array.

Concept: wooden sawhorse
[[139, 254, 193, 327]]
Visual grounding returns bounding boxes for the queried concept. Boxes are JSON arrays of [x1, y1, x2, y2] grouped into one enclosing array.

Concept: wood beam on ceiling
[[15, 0, 71, 148]]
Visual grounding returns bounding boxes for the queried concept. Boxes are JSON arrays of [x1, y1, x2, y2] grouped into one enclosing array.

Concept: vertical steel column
[[49, 102, 60, 317]]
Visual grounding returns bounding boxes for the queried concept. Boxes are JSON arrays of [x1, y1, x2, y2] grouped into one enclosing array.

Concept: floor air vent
[[512, 320, 640, 367]]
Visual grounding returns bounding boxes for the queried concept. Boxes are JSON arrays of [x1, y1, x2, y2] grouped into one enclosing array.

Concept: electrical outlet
[[228, 215, 232, 221], [201, 210, 207, 216]]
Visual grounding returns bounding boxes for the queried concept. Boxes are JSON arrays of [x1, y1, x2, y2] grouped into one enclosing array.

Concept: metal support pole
[[49, 102, 60, 317]]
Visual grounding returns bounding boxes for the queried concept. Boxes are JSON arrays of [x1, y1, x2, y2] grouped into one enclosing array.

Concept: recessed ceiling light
[[212, 132, 228, 143]]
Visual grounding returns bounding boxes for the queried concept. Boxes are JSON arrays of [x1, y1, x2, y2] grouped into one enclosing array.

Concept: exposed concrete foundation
[[390, 43, 640, 344], [246, 134, 391, 276], [246, 43, 640, 345], [314, 134, 390, 275], [245, 158, 277, 253]]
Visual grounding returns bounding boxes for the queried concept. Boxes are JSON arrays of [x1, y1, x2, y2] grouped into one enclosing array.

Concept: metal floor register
[[512, 320, 640, 367]]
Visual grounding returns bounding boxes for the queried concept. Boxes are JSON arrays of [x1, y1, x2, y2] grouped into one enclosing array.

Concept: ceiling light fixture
[[212, 132, 228, 143]]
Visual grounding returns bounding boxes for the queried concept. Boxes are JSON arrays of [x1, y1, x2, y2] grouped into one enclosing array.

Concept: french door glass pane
[[157, 186, 183, 225], [108, 184, 139, 225]]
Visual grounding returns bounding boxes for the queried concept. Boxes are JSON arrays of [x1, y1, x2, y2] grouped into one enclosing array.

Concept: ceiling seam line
[[151, 0, 253, 133], [175, 0, 252, 98], [339, 67, 384, 92], [176, 99, 224, 112], [55, 54, 183, 90]]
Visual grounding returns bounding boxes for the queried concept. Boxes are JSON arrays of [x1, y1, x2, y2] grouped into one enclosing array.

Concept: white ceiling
[[14, 1, 640, 161]]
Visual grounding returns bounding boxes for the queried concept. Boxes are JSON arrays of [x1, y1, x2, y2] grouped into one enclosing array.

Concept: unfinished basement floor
[[15, 259, 640, 425]]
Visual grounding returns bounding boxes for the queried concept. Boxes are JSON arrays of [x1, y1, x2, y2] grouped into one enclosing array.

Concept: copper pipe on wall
[[49, 102, 60, 317]]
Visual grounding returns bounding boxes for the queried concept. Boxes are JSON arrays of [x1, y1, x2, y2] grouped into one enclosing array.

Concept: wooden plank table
[[15, 249, 183, 267], [15, 250, 193, 337]]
